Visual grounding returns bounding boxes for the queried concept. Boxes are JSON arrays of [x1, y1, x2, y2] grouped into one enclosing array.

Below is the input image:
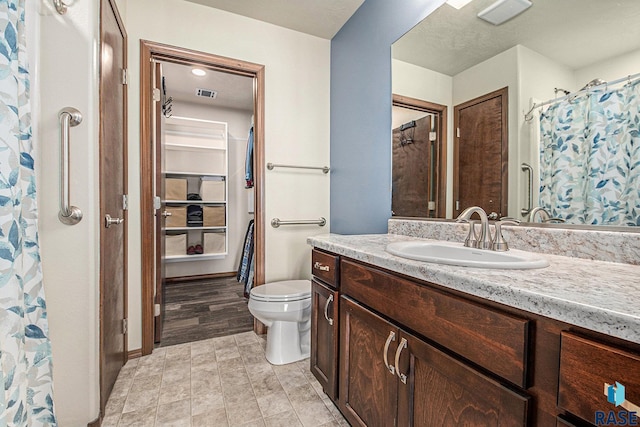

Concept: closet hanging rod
[[267, 163, 330, 174], [524, 71, 640, 122], [271, 217, 326, 228]]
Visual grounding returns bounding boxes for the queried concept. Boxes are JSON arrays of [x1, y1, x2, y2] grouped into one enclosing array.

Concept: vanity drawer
[[558, 332, 640, 424], [312, 249, 339, 289], [341, 259, 530, 387]]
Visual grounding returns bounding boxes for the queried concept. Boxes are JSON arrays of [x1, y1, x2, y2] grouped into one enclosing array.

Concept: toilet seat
[[249, 280, 311, 302]]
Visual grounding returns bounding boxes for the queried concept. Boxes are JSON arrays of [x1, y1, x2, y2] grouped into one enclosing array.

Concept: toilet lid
[[250, 280, 311, 302]]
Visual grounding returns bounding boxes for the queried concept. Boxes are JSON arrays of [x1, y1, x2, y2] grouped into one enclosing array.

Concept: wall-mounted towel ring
[[53, 0, 69, 15]]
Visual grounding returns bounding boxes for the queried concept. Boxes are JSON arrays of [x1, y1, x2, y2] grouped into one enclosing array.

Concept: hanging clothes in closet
[[245, 126, 254, 188], [237, 219, 255, 297]]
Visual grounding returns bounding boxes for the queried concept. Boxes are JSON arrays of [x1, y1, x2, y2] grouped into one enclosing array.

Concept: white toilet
[[248, 280, 312, 365]]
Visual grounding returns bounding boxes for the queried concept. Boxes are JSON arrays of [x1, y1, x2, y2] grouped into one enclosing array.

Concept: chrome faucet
[[528, 206, 550, 223], [456, 206, 492, 249]]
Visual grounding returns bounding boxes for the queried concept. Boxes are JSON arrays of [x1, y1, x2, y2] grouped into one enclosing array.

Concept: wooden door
[[396, 330, 530, 427], [311, 280, 339, 401], [392, 115, 435, 217], [453, 87, 508, 218], [339, 297, 398, 427], [154, 62, 165, 343], [99, 0, 127, 413]]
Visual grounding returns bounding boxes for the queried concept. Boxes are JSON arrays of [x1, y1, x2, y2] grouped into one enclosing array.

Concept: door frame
[[139, 40, 266, 355], [453, 87, 508, 217], [392, 94, 448, 218]]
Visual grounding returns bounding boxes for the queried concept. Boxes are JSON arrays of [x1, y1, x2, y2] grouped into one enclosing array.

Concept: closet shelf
[[164, 171, 226, 179], [163, 200, 226, 205], [165, 226, 227, 232], [165, 142, 226, 152], [165, 253, 228, 263]]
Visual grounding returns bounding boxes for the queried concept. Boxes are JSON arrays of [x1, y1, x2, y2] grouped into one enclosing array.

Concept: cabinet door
[[311, 279, 339, 401], [396, 330, 530, 427], [340, 297, 399, 427]]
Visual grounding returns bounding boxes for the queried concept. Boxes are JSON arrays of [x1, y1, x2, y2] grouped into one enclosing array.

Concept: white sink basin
[[386, 240, 549, 269]]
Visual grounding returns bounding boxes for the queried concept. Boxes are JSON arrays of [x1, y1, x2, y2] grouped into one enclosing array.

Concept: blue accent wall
[[330, 0, 443, 234]]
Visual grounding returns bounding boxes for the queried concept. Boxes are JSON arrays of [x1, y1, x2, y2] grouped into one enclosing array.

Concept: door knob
[[105, 214, 124, 228], [162, 211, 172, 217]]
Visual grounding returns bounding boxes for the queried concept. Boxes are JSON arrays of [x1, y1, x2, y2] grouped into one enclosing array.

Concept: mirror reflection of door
[[453, 87, 508, 219], [392, 95, 447, 218]]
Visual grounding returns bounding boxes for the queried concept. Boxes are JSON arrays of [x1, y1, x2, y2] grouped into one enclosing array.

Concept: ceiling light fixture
[[191, 68, 207, 77], [446, 0, 474, 9], [477, 0, 532, 25]]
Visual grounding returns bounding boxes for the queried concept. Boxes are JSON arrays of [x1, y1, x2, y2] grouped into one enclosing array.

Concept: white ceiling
[[393, 0, 640, 76], [183, 0, 365, 39], [161, 61, 254, 110]]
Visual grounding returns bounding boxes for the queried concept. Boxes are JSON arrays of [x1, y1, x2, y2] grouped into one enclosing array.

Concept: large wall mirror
[[392, 0, 640, 227]]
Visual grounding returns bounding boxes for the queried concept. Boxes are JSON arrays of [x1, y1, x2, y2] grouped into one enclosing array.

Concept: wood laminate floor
[[158, 276, 253, 347]]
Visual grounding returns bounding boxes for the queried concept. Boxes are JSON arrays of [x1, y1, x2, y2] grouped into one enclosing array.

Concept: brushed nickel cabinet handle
[[314, 261, 330, 272], [105, 214, 124, 228], [395, 337, 408, 384], [383, 331, 396, 375], [323, 294, 334, 326]]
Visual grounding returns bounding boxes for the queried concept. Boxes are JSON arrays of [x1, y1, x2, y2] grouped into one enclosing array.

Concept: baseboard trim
[[165, 271, 237, 284], [128, 348, 143, 359], [88, 416, 101, 427]]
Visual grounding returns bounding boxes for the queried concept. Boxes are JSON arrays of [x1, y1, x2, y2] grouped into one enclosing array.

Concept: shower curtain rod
[[524, 71, 640, 122]]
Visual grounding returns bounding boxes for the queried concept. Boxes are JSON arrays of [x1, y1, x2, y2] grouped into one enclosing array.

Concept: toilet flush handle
[[323, 294, 334, 326]]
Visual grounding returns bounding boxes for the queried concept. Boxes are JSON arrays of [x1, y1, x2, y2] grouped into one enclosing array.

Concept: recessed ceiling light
[[191, 68, 207, 77], [446, 0, 474, 10]]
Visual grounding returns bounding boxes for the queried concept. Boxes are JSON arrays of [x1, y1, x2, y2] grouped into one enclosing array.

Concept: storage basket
[[165, 178, 187, 200], [200, 179, 225, 201], [203, 232, 226, 254], [165, 206, 187, 228], [165, 234, 187, 256], [203, 206, 225, 227]]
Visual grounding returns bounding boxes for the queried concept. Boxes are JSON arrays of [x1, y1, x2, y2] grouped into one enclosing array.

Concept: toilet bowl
[[248, 280, 312, 365]]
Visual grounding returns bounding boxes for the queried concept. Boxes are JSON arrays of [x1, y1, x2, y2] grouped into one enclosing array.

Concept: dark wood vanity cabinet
[[340, 297, 530, 427], [310, 249, 640, 427], [310, 249, 340, 402]]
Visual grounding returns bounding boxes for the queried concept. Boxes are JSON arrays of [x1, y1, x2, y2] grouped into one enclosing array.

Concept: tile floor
[[103, 331, 349, 426]]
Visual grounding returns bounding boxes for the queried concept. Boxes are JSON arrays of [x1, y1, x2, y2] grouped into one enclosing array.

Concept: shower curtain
[[539, 79, 640, 226], [0, 1, 57, 425]]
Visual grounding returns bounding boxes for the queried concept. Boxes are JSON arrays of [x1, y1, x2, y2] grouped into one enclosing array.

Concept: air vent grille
[[196, 88, 218, 99]]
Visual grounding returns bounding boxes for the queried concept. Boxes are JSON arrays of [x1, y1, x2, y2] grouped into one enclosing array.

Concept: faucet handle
[[492, 219, 520, 251], [462, 220, 479, 248]]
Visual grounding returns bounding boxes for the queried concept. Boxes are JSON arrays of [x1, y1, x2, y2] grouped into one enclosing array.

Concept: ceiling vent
[[196, 88, 218, 99], [477, 0, 532, 25]]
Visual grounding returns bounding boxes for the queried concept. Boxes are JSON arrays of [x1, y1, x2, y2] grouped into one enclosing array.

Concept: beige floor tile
[[100, 413, 120, 427], [216, 345, 242, 361], [104, 393, 126, 416], [165, 342, 192, 359], [192, 406, 229, 427], [156, 398, 191, 426], [192, 370, 223, 395], [159, 377, 191, 405], [122, 375, 162, 413], [256, 390, 294, 418], [249, 371, 283, 395], [263, 409, 303, 427], [234, 331, 259, 345], [235, 419, 266, 427], [191, 351, 218, 370], [213, 335, 237, 350], [118, 406, 156, 427], [317, 422, 340, 427], [292, 399, 335, 427], [191, 338, 217, 356], [272, 366, 308, 392], [191, 391, 225, 416], [225, 398, 263, 426]]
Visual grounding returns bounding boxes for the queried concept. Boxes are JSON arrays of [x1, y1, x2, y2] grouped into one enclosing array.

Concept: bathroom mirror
[[392, 0, 640, 227]]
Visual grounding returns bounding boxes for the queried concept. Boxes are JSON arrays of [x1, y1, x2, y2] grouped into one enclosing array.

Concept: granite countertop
[[308, 233, 640, 345]]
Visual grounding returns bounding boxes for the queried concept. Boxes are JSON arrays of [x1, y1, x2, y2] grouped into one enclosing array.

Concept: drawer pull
[[395, 337, 408, 384], [323, 294, 334, 326], [314, 262, 330, 272], [383, 331, 396, 375]]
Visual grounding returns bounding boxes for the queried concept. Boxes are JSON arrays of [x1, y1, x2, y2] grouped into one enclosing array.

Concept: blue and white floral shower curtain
[[539, 79, 640, 226], [0, 1, 57, 425]]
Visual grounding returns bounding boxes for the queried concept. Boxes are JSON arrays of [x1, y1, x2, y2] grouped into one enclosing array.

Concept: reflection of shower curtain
[[539, 79, 640, 226], [0, 1, 57, 425]]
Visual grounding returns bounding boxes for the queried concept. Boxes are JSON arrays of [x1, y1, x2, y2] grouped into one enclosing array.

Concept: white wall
[[575, 48, 640, 86], [121, 0, 331, 351], [166, 101, 253, 278], [35, 1, 101, 425], [392, 59, 454, 217]]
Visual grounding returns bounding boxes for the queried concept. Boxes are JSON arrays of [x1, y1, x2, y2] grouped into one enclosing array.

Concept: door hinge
[[153, 196, 161, 210], [456, 200, 460, 211], [122, 318, 128, 335], [456, 127, 460, 138], [121, 69, 128, 85], [154, 303, 161, 317], [122, 194, 128, 211], [152, 88, 161, 102]]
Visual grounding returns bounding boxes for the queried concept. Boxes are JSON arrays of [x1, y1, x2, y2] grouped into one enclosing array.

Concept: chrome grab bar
[[53, 0, 69, 14], [58, 107, 83, 225], [267, 162, 330, 174], [521, 163, 533, 216], [271, 217, 326, 228], [394, 337, 408, 384], [323, 294, 334, 326], [383, 331, 396, 375]]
